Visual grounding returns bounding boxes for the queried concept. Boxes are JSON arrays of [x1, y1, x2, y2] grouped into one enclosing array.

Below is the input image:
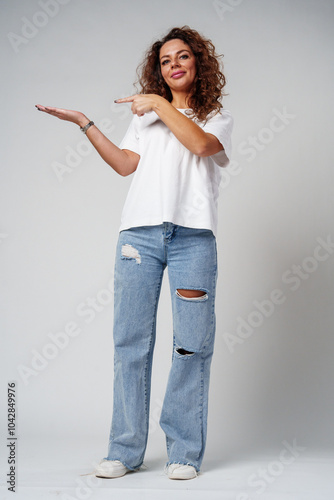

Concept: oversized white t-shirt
[[118, 108, 233, 237]]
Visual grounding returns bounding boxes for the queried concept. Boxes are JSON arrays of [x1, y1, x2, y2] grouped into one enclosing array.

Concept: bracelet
[[80, 121, 94, 134]]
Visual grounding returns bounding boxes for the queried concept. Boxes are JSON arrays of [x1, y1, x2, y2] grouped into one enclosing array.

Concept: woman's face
[[159, 39, 197, 95]]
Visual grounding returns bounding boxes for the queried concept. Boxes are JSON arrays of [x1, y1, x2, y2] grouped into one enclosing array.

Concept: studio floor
[[1, 437, 333, 500]]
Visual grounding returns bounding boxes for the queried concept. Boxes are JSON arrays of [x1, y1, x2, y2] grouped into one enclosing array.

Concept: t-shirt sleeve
[[202, 110, 234, 167], [119, 116, 141, 155]]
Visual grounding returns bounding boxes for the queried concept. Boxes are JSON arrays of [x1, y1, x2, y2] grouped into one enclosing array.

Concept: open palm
[[35, 104, 88, 127]]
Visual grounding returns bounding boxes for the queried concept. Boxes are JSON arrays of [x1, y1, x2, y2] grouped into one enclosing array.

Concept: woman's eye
[[161, 60, 169, 66], [180, 54, 189, 59]]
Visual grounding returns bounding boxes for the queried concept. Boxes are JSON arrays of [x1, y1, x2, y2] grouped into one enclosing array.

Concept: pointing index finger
[[114, 95, 136, 103]]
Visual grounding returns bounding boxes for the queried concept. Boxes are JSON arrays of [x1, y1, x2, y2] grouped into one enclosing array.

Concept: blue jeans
[[106, 222, 217, 472]]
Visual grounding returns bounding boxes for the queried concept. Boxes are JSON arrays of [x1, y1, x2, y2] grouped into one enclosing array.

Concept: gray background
[[1, 0, 334, 465]]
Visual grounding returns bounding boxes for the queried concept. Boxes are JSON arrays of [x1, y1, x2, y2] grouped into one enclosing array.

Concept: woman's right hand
[[35, 104, 89, 128]]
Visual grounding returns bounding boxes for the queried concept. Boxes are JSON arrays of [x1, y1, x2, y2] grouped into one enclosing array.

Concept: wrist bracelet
[[80, 121, 94, 134]]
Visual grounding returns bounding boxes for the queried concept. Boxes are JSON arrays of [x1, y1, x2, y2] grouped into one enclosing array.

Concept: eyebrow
[[160, 49, 191, 60]]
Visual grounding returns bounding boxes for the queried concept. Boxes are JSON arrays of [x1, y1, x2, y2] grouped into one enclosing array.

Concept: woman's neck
[[171, 92, 190, 110]]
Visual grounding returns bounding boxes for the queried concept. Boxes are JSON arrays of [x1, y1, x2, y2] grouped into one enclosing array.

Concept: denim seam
[[200, 274, 217, 352], [142, 274, 163, 464], [165, 332, 177, 456], [197, 356, 205, 463]]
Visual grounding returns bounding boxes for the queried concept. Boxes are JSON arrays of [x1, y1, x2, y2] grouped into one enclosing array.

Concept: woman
[[36, 26, 233, 480]]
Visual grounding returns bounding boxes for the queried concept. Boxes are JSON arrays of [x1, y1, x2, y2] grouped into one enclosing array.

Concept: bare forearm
[[82, 119, 138, 176], [153, 99, 222, 157], [35, 104, 139, 176]]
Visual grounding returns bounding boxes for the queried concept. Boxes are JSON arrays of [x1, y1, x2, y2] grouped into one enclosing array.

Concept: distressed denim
[[106, 222, 217, 472]]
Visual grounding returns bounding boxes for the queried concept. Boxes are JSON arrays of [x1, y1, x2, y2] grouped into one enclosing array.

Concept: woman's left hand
[[115, 94, 163, 116]]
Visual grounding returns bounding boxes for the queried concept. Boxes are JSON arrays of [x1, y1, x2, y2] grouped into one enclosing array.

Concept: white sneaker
[[166, 463, 198, 480], [94, 459, 132, 478]]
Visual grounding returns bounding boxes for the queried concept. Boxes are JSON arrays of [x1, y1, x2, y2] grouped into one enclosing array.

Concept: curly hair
[[135, 26, 227, 122]]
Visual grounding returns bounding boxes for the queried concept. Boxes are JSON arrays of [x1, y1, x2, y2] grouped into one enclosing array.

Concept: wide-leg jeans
[[106, 222, 218, 472]]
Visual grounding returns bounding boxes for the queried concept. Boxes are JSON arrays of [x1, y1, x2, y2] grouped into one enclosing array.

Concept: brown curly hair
[[135, 26, 227, 122]]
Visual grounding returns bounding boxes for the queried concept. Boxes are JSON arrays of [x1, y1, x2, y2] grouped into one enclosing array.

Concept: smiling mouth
[[171, 71, 186, 78]]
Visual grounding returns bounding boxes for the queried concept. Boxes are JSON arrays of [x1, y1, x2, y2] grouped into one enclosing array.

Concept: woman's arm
[[35, 105, 140, 176], [115, 94, 223, 157]]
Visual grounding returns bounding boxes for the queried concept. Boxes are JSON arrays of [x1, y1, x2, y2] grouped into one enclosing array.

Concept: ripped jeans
[[106, 222, 217, 472]]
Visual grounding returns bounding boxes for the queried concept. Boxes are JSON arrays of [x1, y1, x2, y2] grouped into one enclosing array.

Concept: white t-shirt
[[118, 108, 233, 237]]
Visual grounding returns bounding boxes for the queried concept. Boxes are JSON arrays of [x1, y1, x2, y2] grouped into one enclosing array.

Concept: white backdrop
[[1, 0, 334, 467]]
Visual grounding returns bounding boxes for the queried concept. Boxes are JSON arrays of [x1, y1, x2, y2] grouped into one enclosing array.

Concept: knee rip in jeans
[[175, 347, 195, 357], [121, 244, 141, 264], [176, 289, 208, 301]]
